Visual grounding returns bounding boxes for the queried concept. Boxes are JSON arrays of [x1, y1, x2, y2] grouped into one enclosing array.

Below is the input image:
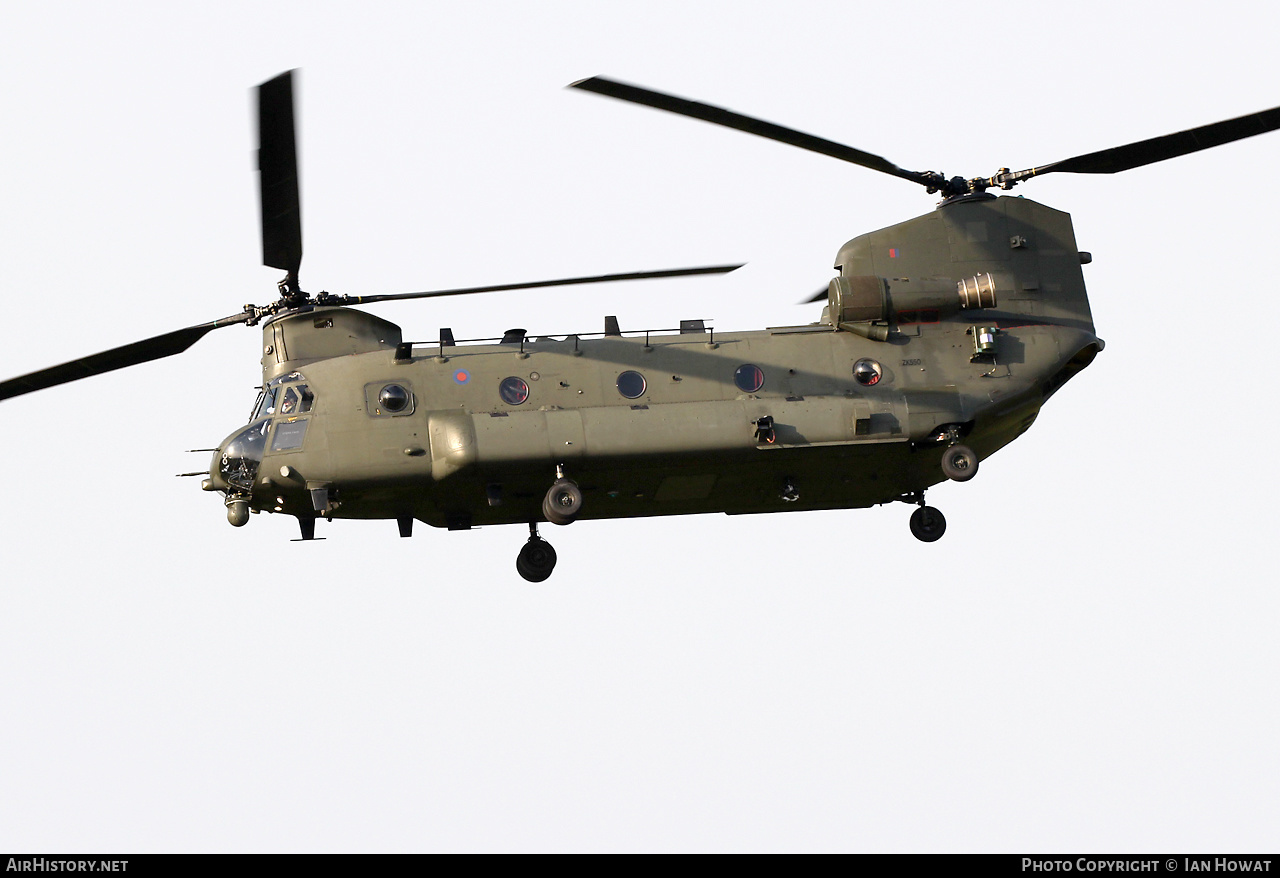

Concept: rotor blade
[[1000, 104, 1280, 184], [258, 70, 303, 279], [570, 77, 928, 187], [338, 264, 744, 306], [0, 313, 250, 402], [800, 287, 828, 304]]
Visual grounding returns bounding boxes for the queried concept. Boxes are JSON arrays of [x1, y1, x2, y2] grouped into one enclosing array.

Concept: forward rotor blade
[[0, 313, 250, 402], [570, 77, 927, 187], [338, 264, 744, 306], [1000, 104, 1280, 185], [258, 70, 303, 280]]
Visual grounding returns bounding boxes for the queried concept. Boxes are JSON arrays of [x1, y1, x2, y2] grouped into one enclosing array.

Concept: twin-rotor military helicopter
[[3, 72, 1278, 581]]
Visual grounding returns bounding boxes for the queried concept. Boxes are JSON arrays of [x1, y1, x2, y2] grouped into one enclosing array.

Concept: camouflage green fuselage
[[213, 195, 1101, 529]]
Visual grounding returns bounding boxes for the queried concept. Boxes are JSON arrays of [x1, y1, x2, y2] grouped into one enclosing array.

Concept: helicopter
[[1, 72, 1277, 582]]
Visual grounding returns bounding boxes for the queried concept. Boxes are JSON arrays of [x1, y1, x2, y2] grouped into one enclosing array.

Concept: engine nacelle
[[828, 274, 998, 338]]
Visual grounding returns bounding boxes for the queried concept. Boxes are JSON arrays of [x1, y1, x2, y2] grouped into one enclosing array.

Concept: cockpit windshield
[[250, 386, 278, 421], [247, 372, 312, 423]]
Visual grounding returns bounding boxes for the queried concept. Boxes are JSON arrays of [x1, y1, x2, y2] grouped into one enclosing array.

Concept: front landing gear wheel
[[517, 537, 558, 582], [542, 478, 583, 525], [909, 505, 947, 542], [941, 444, 978, 482]]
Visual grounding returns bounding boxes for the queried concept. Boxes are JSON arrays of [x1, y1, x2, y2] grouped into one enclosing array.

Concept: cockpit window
[[249, 376, 313, 423], [252, 386, 279, 421], [279, 384, 315, 416]]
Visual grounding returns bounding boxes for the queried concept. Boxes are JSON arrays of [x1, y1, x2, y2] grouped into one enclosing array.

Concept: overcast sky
[[1, 0, 1277, 853]]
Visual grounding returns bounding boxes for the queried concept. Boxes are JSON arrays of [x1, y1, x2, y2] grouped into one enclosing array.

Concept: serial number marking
[[901, 358, 922, 366]]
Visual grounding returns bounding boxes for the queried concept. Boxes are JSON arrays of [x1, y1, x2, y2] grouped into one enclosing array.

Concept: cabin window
[[499, 376, 530, 405], [734, 364, 765, 393], [365, 381, 415, 417], [853, 358, 882, 386], [616, 370, 647, 399], [379, 384, 410, 412]]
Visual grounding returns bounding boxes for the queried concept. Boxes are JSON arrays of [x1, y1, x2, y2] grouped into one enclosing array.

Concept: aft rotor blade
[[570, 77, 928, 187], [258, 70, 303, 280], [800, 287, 828, 304], [0, 313, 250, 402], [998, 104, 1280, 185], [339, 264, 744, 306]]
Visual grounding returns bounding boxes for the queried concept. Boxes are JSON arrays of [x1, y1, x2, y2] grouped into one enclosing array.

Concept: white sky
[[1, 0, 1277, 853]]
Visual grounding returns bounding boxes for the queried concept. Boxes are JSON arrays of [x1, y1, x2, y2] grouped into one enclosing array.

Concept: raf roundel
[[453, 369, 471, 385]]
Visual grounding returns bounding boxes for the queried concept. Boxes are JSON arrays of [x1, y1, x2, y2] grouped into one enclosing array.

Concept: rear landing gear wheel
[[941, 444, 978, 482], [542, 478, 583, 525], [516, 536, 558, 582], [909, 505, 947, 542]]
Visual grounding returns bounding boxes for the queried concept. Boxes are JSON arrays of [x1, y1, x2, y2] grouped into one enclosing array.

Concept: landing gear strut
[[516, 522, 558, 582]]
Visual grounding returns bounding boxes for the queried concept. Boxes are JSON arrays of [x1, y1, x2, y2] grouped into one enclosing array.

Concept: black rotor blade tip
[[258, 70, 303, 276]]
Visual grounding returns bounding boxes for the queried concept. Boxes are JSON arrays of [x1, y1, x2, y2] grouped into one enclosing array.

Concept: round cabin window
[[853, 359, 882, 387], [734, 364, 765, 393], [499, 376, 530, 405], [616, 370, 647, 399], [379, 384, 410, 412]]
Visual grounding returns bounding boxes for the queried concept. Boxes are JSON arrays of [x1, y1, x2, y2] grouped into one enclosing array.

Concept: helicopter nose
[[205, 445, 231, 492], [215, 421, 271, 494]]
